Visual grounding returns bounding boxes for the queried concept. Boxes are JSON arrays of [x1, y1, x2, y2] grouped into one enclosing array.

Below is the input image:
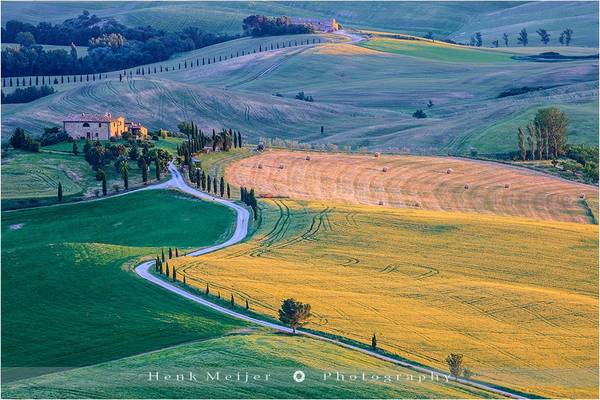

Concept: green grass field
[[358, 38, 515, 63], [2, 332, 493, 399], [2, 21, 597, 155], [1, 189, 240, 382], [0, 141, 178, 209]]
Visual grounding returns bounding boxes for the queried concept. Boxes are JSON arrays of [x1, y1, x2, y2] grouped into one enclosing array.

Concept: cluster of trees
[[9, 127, 40, 152], [477, 27, 573, 48], [1, 11, 237, 77], [155, 247, 184, 283], [242, 15, 314, 37], [240, 187, 258, 220], [176, 121, 243, 167], [412, 109, 427, 119], [295, 91, 314, 102], [1, 85, 55, 103], [517, 107, 568, 161], [82, 139, 172, 194], [562, 145, 598, 183]]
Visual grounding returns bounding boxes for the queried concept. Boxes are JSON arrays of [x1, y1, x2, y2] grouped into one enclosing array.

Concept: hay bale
[[464, 183, 470, 189], [257, 164, 263, 169], [374, 152, 380, 158], [414, 201, 421, 208], [446, 168, 452, 174], [279, 164, 285, 169], [382, 166, 388, 172], [579, 193, 586, 199], [504, 183, 510, 189], [305, 155, 311, 161], [378, 200, 384, 206]]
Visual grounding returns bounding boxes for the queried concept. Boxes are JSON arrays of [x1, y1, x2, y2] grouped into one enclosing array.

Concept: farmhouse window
[[99, 123, 102, 127]]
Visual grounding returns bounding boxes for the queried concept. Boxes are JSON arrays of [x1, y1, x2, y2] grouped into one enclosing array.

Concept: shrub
[[412, 109, 427, 118], [40, 127, 70, 146]]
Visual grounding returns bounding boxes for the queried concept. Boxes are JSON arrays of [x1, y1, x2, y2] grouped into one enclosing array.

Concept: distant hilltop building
[[63, 113, 147, 140], [290, 17, 340, 33]]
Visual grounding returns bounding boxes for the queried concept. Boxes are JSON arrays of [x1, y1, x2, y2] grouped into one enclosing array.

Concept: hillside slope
[[3, 1, 597, 46]]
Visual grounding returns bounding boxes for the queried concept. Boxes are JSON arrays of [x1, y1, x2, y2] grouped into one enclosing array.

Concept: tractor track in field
[[134, 164, 530, 400]]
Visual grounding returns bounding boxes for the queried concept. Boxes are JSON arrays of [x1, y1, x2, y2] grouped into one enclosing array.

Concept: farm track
[[135, 165, 528, 400]]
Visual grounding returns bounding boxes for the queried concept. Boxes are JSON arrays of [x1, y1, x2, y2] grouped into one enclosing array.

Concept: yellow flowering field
[[173, 199, 599, 398]]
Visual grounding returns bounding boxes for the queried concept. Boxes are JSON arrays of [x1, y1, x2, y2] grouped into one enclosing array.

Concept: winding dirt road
[[134, 163, 528, 399]]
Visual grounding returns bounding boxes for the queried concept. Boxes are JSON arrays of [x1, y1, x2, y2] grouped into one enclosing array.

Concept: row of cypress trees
[[4, 37, 323, 87]]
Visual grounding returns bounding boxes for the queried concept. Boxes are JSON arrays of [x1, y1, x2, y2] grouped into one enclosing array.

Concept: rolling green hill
[[2, 333, 494, 399], [2, 33, 596, 154], [1, 190, 240, 382]]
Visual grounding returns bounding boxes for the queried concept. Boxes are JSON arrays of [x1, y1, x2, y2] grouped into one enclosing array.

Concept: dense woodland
[[1, 11, 238, 77], [242, 15, 314, 37], [1, 11, 317, 77]]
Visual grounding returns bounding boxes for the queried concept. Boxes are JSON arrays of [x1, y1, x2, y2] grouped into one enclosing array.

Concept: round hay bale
[[305, 155, 311, 161], [446, 168, 452, 174], [414, 201, 421, 208], [464, 183, 470, 189], [378, 200, 384, 206], [579, 193, 586, 199], [257, 164, 263, 169], [374, 152, 380, 158], [382, 166, 388, 172], [504, 183, 510, 189], [279, 164, 285, 169]]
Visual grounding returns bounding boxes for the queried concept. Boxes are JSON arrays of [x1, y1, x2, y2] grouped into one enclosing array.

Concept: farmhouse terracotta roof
[[63, 113, 121, 122]]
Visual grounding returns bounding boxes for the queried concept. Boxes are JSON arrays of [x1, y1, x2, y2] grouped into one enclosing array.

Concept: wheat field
[[225, 150, 598, 224], [172, 199, 598, 398]]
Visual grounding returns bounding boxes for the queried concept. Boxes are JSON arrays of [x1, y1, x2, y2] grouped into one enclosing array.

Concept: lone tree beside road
[[278, 298, 311, 333], [446, 353, 464, 379]]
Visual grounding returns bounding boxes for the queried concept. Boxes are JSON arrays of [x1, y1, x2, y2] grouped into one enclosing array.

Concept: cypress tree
[[213, 177, 217, 193], [196, 169, 201, 188], [518, 127, 526, 161], [155, 158, 161, 180], [57, 182, 63, 202], [371, 334, 377, 350], [183, 275, 187, 285], [165, 262, 169, 276], [233, 132, 238, 148], [230, 294, 234, 306], [206, 283, 209, 295], [238, 132, 243, 147], [141, 158, 148, 183], [101, 173, 107, 196], [161, 249, 165, 262], [172, 267, 176, 281], [121, 162, 129, 190], [168, 248, 173, 259], [201, 171, 206, 190], [206, 174, 211, 193], [155, 257, 160, 272], [220, 177, 225, 197], [175, 248, 179, 257], [227, 183, 231, 199], [72, 141, 79, 155], [218, 291, 221, 299], [245, 299, 249, 309]]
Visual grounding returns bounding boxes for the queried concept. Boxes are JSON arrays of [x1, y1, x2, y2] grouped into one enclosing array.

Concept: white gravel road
[[134, 167, 528, 399]]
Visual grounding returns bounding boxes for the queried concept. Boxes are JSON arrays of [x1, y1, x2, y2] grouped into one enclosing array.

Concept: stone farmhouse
[[63, 113, 147, 140], [290, 17, 340, 32]]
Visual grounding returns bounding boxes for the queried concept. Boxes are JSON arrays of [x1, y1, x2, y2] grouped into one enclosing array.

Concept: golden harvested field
[[226, 150, 598, 224], [173, 199, 599, 398]]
